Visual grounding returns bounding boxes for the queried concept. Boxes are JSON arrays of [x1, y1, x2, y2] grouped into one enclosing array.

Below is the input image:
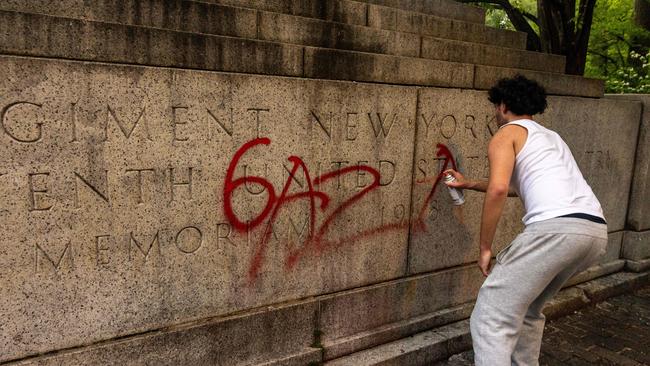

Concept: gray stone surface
[[303, 47, 474, 87], [606, 94, 650, 231], [474, 65, 605, 97], [564, 260, 627, 288], [366, 4, 526, 49], [626, 258, 650, 272], [542, 287, 591, 319], [421, 37, 565, 73], [351, 0, 485, 24], [408, 91, 639, 274], [0, 10, 303, 76], [0, 0, 260, 39], [324, 328, 448, 366], [319, 265, 482, 359], [622, 230, 650, 261], [576, 271, 650, 303], [7, 302, 321, 366], [538, 97, 642, 231], [322, 303, 474, 360], [257, 11, 421, 57], [0, 55, 416, 362], [205, 0, 368, 24]]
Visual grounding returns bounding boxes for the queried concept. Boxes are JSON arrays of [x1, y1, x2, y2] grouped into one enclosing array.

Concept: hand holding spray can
[[444, 173, 465, 205]]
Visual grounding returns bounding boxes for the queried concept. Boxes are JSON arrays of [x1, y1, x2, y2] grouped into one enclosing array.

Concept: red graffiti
[[223, 138, 456, 283]]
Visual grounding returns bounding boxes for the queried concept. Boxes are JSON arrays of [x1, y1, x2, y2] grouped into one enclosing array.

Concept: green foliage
[[585, 0, 650, 93], [602, 51, 650, 93], [479, 0, 537, 31]]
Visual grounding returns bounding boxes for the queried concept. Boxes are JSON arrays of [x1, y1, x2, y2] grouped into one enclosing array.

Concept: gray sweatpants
[[470, 217, 608, 366]]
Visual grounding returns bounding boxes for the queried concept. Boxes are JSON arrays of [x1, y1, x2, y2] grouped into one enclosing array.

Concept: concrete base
[[323, 270, 650, 366]]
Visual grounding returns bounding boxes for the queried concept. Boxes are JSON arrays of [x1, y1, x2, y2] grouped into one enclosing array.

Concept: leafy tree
[[585, 0, 650, 92], [458, 0, 597, 75]]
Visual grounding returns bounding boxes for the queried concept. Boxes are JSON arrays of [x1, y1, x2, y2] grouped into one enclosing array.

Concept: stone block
[[537, 97, 642, 232], [421, 37, 565, 73], [626, 258, 650, 272], [542, 287, 590, 319], [352, 0, 485, 24], [605, 94, 650, 231], [323, 329, 448, 366], [563, 260, 626, 288], [319, 265, 483, 359], [258, 11, 420, 57], [205, 0, 368, 25], [622, 230, 650, 261], [0, 56, 416, 361], [321, 302, 473, 360], [367, 4, 526, 49], [576, 271, 650, 303], [303, 47, 474, 87], [408, 90, 640, 273], [0, 0, 259, 39], [474, 65, 605, 97], [0, 10, 303, 76], [7, 301, 321, 366]]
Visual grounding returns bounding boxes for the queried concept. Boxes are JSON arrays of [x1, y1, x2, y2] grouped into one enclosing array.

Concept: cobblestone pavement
[[436, 285, 650, 365]]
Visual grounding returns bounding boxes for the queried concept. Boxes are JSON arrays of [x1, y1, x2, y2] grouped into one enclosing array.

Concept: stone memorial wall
[[0, 0, 647, 365]]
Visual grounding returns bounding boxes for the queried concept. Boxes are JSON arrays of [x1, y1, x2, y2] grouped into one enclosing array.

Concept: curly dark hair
[[488, 75, 547, 115]]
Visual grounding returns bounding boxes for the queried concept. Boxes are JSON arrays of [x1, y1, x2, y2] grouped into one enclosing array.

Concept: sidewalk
[[436, 285, 650, 365]]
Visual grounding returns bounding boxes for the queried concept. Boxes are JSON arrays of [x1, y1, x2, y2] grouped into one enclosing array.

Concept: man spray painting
[[445, 75, 607, 365]]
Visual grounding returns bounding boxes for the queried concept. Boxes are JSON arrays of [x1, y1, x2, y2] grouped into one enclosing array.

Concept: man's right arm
[[444, 170, 517, 197]]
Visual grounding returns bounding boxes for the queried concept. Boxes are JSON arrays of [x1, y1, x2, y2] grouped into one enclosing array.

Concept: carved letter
[[420, 113, 435, 137], [74, 170, 110, 208], [129, 231, 160, 261], [217, 222, 234, 246], [1, 101, 43, 143], [345, 112, 358, 141], [367, 112, 397, 139], [169, 167, 193, 202], [125, 168, 155, 204], [175, 226, 203, 254], [311, 110, 331, 140], [35, 242, 72, 273], [356, 160, 369, 188], [172, 106, 189, 142], [440, 115, 457, 139], [464, 115, 477, 139], [207, 107, 234, 138], [105, 105, 151, 141], [95, 235, 111, 267], [379, 160, 396, 186], [28, 172, 54, 211], [247, 108, 269, 139]]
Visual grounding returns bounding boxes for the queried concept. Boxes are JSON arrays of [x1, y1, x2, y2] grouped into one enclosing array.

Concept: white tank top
[[503, 119, 605, 225]]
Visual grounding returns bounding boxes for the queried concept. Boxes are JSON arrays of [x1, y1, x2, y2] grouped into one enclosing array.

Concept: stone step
[[0, 11, 601, 97], [203, 0, 485, 24], [323, 320, 471, 366], [337, 0, 486, 24], [363, 2, 526, 50], [0, 1, 551, 72], [196, 0, 526, 50]]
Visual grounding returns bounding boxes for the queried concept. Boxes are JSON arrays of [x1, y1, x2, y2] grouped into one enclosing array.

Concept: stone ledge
[[626, 258, 650, 272], [350, 0, 486, 24], [576, 271, 650, 303], [322, 303, 474, 360], [322, 270, 650, 366], [563, 260, 626, 288], [474, 65, 605, 98]]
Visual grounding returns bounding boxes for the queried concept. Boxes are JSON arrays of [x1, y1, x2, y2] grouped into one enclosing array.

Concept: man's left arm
[[477, 130, 516, 276]]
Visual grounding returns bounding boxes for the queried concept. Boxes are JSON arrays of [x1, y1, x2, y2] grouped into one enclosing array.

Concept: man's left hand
[[478, 248, 492, 277]]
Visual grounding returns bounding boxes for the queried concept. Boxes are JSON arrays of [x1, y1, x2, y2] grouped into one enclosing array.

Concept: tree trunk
[[635, 0, 650, 30]]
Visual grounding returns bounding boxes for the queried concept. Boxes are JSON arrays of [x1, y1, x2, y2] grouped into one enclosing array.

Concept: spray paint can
[[444, 174, 465, 205]]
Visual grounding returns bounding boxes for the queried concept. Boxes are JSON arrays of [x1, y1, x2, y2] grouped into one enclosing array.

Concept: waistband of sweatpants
[[523, 217, 608, 239]]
